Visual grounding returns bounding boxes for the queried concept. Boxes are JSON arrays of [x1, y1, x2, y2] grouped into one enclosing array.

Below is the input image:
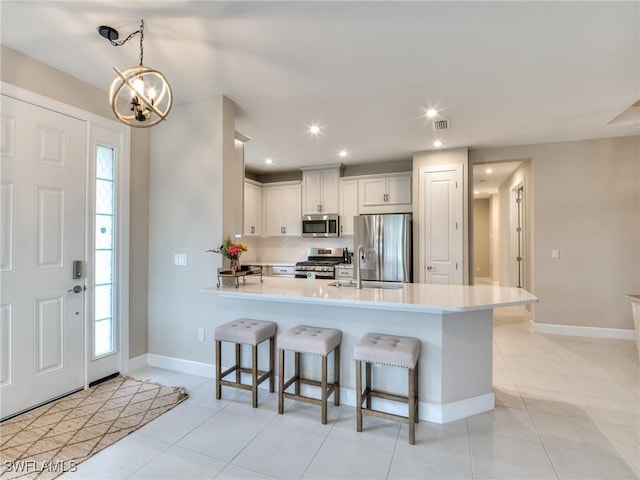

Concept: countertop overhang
[[202, 277, 539, 314]]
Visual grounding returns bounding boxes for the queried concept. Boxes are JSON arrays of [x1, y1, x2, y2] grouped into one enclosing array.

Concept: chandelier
[[98, 20, 172, 127]]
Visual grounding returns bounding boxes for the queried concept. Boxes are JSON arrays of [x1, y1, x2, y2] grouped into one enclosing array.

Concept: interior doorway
[[471, 160, 530, 288]]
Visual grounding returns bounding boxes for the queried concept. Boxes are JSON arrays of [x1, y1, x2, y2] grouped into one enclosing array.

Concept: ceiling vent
[[433, 119, 450, 130]]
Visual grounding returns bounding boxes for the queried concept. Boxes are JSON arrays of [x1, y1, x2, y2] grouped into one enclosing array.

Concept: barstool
[[354, 332, 421, 444], [278, 325, 341, 424], [214, 318, 277, 408]]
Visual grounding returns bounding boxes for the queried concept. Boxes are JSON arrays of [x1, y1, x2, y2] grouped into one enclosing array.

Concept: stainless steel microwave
[[302, 214, 340, 237]]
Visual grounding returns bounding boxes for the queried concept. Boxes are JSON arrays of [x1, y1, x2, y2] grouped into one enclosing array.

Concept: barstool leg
[[235, 343, 241, 383], [294, 352, 301, 396], [334, 345, 340, 406], [269, 336, 275, 393], [355, 359, 363, 433], [365, 362, 372, 409], [414, 361, 419, 423], [321, 353, 328, 425], [215, 340, 222, 399], [408, 367, 416, 445], [278, 349, 285, 414], [252, 344, 258, 408]]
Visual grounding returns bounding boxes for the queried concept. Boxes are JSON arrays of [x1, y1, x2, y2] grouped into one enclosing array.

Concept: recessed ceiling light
[[425, 109, 438, 118], [485, 168, 494, 174], [474, 190, 480, 195], [309, 125, 320, 134], [338, 149, 348, 158], [433, 140, 443, 148], [265, 158, 273, 165]]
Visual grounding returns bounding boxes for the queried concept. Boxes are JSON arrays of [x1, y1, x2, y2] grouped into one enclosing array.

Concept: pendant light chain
[[139, 20, 144, 66]]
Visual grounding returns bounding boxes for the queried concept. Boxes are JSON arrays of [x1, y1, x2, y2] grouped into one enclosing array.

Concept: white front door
[[421, 166, 463, 284], [1, 95, 86, 419]]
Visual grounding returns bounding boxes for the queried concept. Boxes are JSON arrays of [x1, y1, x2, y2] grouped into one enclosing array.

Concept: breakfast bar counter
[[202, 278, 538, 423]]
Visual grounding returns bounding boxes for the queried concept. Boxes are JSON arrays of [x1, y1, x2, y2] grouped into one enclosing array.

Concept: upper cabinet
[[243, 180, 262, 236], [358, 172, 412, 214], [339, 179, 358, 236], [264, 182, 302, 236], [302, 165, 342, 215]]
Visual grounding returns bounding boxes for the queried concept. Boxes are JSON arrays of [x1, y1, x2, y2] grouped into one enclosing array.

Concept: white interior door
[[1, 95, 86, 419], [421, 166, 463, 284]]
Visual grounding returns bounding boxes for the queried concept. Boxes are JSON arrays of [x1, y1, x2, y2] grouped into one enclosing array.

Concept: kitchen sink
[[327, 281, 404, 290]]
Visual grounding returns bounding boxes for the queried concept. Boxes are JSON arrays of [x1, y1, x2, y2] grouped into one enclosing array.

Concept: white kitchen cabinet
[[339, 179, 358, 236], [264, 182, 302, 236], [302, 166, 341, 214], [358, 173, 412, 214], [243, 180, 262, 236]]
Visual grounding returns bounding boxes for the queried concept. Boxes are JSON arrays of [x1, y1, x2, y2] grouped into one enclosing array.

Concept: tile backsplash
[[239, 236, 353, 263]]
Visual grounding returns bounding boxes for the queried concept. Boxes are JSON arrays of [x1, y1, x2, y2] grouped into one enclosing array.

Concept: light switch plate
[[551, 249, 560, 259], [174, 254, 188, 266]]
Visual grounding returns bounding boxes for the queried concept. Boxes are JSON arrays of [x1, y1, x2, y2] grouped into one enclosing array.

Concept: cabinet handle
[[251, 226, 255, 234]]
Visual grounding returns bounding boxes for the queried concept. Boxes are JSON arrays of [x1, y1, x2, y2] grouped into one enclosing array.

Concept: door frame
[[510, 181, 526, 289], [418, 164, 464, 284], [2, 82, 131, 388]]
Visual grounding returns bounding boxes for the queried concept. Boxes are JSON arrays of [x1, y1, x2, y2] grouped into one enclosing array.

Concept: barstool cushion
[[278, 325, 342, 356], [214, 318, 277, 346], [354, 333, 420, 368]]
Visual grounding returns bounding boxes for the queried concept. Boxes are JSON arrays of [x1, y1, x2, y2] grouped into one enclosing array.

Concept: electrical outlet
[[197, 328, 205, 342]]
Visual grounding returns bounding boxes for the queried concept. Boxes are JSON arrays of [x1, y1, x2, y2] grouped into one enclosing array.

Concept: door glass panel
[[94, 145, 115, 357]]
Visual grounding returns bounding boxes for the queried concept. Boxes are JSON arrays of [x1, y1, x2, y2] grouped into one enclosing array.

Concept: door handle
[[67, 285, 84, 294], [426, 266, 436, 271]]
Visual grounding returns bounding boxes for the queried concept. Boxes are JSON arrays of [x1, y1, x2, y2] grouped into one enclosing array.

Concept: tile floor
[[64, 307, 639, 479]]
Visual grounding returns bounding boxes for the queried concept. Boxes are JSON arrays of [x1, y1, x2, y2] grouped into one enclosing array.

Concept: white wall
[[471, 136, 639, 330]]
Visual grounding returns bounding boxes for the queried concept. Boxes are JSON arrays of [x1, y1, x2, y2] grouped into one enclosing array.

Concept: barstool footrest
[[219, 367, 272, 390], [361, 387, 410, 405], [360, 407, 412, 424]]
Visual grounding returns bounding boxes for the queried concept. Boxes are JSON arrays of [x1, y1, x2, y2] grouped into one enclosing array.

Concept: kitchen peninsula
[[202, 278, 538, 424]]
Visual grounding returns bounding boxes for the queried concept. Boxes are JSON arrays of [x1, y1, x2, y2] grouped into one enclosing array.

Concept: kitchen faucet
[[355, 245, 364, 289]]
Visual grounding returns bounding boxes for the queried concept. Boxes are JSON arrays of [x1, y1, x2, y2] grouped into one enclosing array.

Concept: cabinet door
[[265, 186, 285, 236], [387, 174, 412, 206], [320, 168, 340, 214], [359, 177, 387, 207], [243, 182, 262, 236], [339, 179, 358, 236], [302, 170, 322, 214], [283, 183, 302, 236]]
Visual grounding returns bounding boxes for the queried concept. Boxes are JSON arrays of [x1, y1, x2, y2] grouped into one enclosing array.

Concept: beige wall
[[1, 45, 150, 358], [471, 136, 639, 330], [147, 96, 239, 363], [473, 199, 491, 278]]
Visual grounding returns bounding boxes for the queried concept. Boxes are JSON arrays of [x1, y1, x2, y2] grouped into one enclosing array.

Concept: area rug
[[0, 375, 188, 479]]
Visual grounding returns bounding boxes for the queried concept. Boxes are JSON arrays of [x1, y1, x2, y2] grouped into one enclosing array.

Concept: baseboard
[[534, 323, 635, 340], [127, 354, 495, 424], [126, 354, 148, 373], [146, 353, 215, 378]]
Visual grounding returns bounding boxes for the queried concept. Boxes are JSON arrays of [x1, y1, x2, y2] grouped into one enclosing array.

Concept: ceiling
[[472, 161, 522, 198], [1, 1, 638, 174]]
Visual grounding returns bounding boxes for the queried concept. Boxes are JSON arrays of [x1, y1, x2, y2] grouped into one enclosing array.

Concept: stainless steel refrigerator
[[354, 213, 412, 283]]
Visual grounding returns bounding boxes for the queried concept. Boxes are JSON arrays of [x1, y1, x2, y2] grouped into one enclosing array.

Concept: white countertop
[[202, 277, 538, 314]]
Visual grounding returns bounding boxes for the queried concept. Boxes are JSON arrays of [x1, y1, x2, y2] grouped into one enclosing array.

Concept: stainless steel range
[[295, 247, 346, 279]]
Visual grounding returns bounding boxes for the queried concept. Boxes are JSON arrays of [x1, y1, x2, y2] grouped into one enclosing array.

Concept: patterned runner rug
[[0, 375, 188, 479]]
